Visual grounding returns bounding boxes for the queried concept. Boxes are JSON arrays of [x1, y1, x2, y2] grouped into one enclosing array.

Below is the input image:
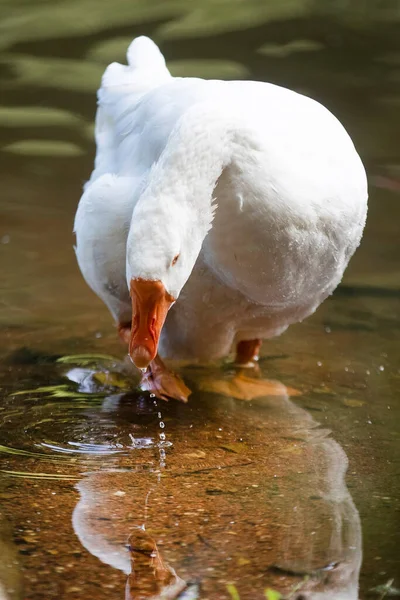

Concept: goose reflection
[[125, 528, 187, 599], [71, 372, 362, 599]]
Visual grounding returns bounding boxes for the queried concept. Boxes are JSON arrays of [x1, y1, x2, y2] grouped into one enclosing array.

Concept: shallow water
[[1, 1, 400, 599]]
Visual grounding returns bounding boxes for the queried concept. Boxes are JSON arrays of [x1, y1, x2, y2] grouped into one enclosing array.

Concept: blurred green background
[[1, 0, 400, 345]]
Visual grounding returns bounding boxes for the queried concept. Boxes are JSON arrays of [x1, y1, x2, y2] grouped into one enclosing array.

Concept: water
[[1, 1, 400, 599]]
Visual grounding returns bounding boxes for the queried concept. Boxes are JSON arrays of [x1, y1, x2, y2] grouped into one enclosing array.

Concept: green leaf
[[265, 590, 282, 600], [57, 353, 118, 365], [13, 384, 70, 396], [227, 584, 241, 600], [0, 469, 80, 480]]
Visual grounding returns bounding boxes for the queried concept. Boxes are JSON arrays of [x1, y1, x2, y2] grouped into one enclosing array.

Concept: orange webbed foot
[[198, 370, 300, 401], [118, 322, 191, 402], [140, 355, 191, 403]]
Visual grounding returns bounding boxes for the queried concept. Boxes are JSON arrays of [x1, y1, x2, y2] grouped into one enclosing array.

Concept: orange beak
[[129, 279, 175, 369]]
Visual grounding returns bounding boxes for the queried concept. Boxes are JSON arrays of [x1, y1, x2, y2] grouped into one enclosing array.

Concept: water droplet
[[159, 432, 166, 441], [150, 393, 155, 398], [379, 365, 385, 372], [140, 367, 147, 373], [158, 412, 162, 419], [159, 446, 166, 468], [159, 421, 165, 429]]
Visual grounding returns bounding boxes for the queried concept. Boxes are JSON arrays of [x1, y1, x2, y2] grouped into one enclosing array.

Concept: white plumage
[[75, 36, 368, 364]]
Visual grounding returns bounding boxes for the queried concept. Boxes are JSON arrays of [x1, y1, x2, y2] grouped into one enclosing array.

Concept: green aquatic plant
[[369, 579, 400, 598], [227, 585, 282, 600], [227, 584, 241, 600], [0, 469, 80, 480], [10, 356, 133, 404], [56, 353, 118, 365], [265, 590, 282, 600], [0, 445, 56, 458], [57, 354, 134, 391], [12, 384, 102, 400]]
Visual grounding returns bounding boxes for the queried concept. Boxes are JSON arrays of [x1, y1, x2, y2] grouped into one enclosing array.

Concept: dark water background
[[0, 1, 399, 599]]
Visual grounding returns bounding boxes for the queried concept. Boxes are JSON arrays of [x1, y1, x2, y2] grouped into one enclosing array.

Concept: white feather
[[75, 36, 368, 360]]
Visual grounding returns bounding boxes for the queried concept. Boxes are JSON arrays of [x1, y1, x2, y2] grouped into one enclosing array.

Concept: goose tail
[[88, 36, 171, 185], [101, 36, 171, 93]]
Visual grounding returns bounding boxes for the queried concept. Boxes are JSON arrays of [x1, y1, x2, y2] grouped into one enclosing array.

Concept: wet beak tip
[[130, 345, 153, 369]]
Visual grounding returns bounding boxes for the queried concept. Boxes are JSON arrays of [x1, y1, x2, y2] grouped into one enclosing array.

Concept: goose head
[[126, 198, 207, 368]]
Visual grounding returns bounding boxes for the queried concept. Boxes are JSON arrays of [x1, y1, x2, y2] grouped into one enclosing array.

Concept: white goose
[[75, 36, 368, 401]]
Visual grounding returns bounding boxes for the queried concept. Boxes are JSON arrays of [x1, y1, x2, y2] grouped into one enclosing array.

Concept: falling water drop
[[140, 367, 147, 373], [159, 447, 166, 468], [159, 421, 165, 429], [159, 432, 166, 441]]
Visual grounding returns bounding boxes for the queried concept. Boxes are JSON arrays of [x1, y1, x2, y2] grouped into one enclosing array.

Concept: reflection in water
[[0, 512, 21, 600], [125, 529, 187, 599], [271, 437, 362, 600], [72, 379, 362, 599]]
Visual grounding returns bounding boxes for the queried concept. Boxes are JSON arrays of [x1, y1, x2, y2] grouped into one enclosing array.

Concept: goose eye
[[171, 254, 180, 266]]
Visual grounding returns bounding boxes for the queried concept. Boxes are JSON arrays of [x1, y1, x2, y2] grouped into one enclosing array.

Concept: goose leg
[[197, 338, 300, 400], [118, 321, 191, 402], [235, 338, 262, 367], [117, 321, 131, 345]]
